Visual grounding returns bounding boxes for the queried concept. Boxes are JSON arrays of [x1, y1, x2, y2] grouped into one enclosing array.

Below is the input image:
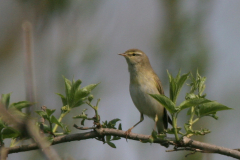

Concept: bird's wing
[[154, 74, 172, 129], [155, 76, 164, 95]]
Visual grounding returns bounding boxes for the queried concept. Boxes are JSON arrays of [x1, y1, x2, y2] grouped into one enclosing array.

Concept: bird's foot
[[124, 128, 133, 141]]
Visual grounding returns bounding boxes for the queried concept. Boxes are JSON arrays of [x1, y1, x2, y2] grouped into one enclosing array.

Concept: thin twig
[[22, 21, 35, 114], [73, 124, 96, 130]]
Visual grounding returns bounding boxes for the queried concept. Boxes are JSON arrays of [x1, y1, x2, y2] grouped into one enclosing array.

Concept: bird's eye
[[132, 53, 136, 56]]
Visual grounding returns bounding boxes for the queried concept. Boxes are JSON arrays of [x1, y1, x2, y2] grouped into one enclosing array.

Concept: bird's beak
[[118, 53, 127, 56]]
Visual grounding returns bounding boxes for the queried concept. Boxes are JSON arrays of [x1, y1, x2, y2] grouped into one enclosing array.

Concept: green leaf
[[0, 119, 6, 130], [61, 105, 70, 113], [74, 84, 98, 101], [165, 127, 181, 134], [63, 125, 71, 134], [109, 119, 121, 126], [198, 77, 206, 96], [74, 89, 89, 101], [151, 130, 158, 139], [156, 133, 167, 139], [167, 70, 189, 103], [73, 109, 88, 119], [167, 70, 175, 102], [56, 93, 67, 106], [63, 77, 72, 99], [141, 138, 154, 143], [69, 79, 82, 107], [186, 108, 192, 115], [81, 119, 85, 126], [35, 111, 47, 118], [106, 135, 111, 142], [176, 72, 189, 97], [118, 123, 122, 130], [83, 83, 99, 93], [10, 101, 32, 111], [149, 94, 177, 114], [1, 93, 11, 108], [46, 109, 56, 117], [40, 124, 51, 133], [112, 136, 121, 140], [107, 141, 116, 148], [73, 115, 88, 119], [197, 102, 232, 118], [88, 95, 94, 102], [50, 115, 63, 128], [185, 93, 198, 100], [2, 127, 21, 139], [178, 98, 211, 110], [72, 79, 82, 92], [106, 118, 121, 128], [72, 98, 87, 108]]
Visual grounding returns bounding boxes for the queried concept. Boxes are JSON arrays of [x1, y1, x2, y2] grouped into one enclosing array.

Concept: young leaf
[[107, 141, 116, 148], [1, 93, 11, 108], [56, 93, 67, 106], [178, 98, 211, 110], [72, 79, 82, 93], [197, 102, 232, 118], [72, 115, 88, 119], [46, 109, 56, 117], [63, 77, 72, 99], [151, 130, 158, 139], [149, 94, 177, 114], [35, 111, 47, 118], [176, 72, 189, 92], [69, 79, 82, 107], [106, 135, 111, 142], [40, 124, 51, 133], [50, 115, 63, 128], [167, 70, 189, 103], [2, 127, 21, 139], [109, 118, 121, 126], [74, 83, 98, 101], [167, 70, 175, 101], [112, 136, 121, 140], [198, 76, 206, 96], [74, 89, 89, 101], [83, 83, 99, 93], [88, 95, 94, 102], [72, 98, 87, 108], [118, 123, 122, 130], [81, 119, 86, 126], [10, 101, 32, 111]]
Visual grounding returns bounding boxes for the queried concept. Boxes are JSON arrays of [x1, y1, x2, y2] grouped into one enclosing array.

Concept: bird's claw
[[124, 128, 132, 141]]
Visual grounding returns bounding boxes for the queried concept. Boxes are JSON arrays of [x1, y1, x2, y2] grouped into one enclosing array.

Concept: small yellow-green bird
[[119, 49, 171, 135]]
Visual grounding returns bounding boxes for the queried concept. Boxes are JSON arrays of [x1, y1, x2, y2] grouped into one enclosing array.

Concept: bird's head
[[119, 49, 149, 67]]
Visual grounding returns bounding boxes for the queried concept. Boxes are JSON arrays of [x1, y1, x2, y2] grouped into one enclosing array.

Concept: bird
[[119, 49, 171, 135]]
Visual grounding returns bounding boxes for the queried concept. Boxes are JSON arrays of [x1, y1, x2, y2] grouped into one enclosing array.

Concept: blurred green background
[[1, 0, 239, 160]]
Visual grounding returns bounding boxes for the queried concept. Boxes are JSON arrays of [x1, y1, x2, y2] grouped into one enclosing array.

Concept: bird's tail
[[156, 119, 165, 134]]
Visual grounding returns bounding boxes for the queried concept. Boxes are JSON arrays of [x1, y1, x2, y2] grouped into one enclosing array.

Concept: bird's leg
[[154, 114, 158, 132], [125, 113, 144, 139]]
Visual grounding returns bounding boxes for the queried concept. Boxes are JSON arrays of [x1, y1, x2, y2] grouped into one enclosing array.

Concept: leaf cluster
[[57, 77, 98, 111], [36, 77, 99, 135], [0, 93, 32, 146], [150, 70, 232, 140], [102, 119, 122, 148]]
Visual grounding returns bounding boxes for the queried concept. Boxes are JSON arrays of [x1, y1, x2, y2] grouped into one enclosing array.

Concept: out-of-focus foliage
[[155, 0, 212, 76]]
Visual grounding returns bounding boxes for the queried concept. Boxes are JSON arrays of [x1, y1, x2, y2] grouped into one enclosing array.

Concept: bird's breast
[[129, 76, 164, 118]]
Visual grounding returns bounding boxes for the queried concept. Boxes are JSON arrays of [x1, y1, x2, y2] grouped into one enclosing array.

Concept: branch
[[182, 136, 240, 159], [6, 128, 240, 159], [0, 103, 61, 160]]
